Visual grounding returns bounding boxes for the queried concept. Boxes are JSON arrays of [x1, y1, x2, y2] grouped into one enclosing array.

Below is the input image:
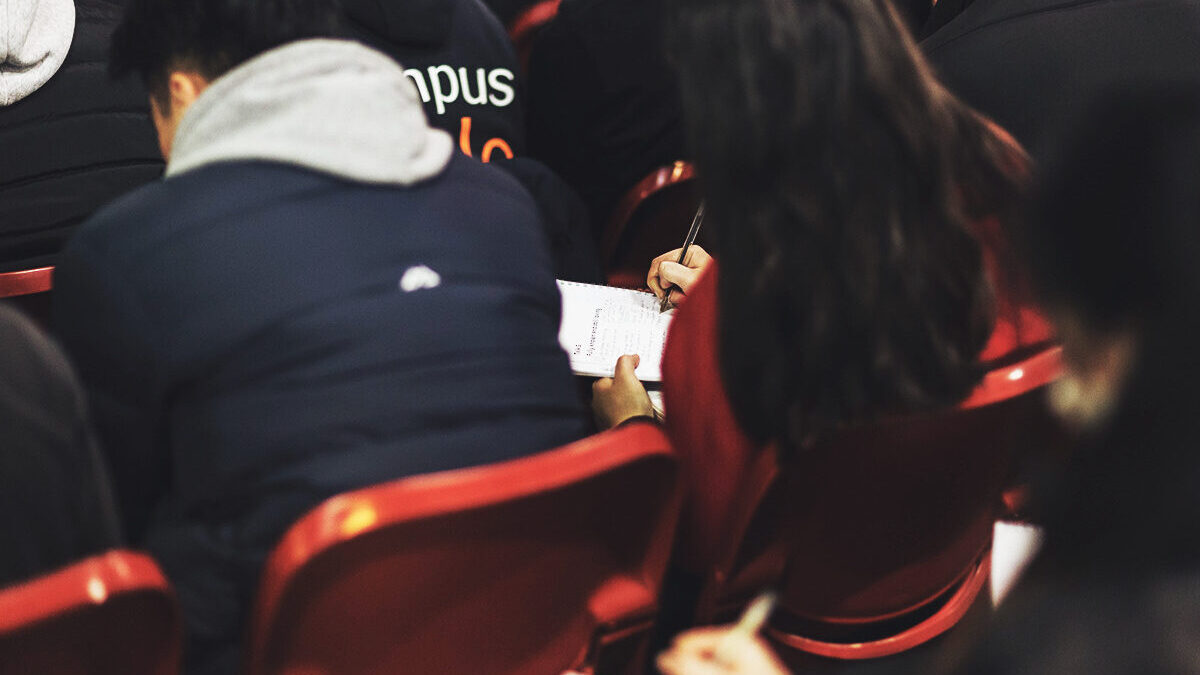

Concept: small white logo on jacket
[[399, 265, 442, 292]]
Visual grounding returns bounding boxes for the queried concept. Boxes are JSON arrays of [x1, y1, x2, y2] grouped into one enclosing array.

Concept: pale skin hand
[[591, 354, 655, 430], [648, 245, 713, 306], [656, 627, 789, 675]]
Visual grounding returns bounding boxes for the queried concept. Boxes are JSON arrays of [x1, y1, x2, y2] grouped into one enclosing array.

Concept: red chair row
[[247, 423, 682, 675], [0, 424, 682, 675], [0, 352, 1060, 673]]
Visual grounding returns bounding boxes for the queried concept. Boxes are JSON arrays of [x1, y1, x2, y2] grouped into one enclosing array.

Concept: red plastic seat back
[[602, 162, 701, 288], [0, 551, 181, 675], [0, 266, 53, 298], [0, 266, 54, 327], [509, 0, 563, 71], [247, 424, 681, 675], [703, 349, 1062, 640]]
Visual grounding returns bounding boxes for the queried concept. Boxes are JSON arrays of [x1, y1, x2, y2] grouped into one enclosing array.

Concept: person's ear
[[167, 71, 209, 111], [150, 71, 210, 160]]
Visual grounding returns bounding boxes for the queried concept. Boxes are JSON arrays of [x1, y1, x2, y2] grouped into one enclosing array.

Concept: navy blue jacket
[[53, 154, 589, 673]]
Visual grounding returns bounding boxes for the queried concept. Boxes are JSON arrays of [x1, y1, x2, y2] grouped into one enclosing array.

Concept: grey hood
[[167, 38, 454, 184], [0, 0, 75, 105]]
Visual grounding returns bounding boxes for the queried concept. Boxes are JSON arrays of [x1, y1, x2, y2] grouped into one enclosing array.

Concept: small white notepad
[[557, 280, 675, 381]]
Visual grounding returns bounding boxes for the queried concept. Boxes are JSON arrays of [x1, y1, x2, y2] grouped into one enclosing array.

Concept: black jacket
[[921, 0, 1200, 161], [0, 0, 162, 272], [0, 303, 120, 588]]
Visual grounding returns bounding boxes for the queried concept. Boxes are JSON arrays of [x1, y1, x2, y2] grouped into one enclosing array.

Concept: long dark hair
[[665, 0, 1021, 449]]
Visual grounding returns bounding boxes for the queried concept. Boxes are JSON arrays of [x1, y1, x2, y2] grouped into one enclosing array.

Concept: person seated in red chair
[[0, 304, 120, 588], [53, 0, 590, 672], [592, 0, 1051, 583], [656, 85, 1200, 675]]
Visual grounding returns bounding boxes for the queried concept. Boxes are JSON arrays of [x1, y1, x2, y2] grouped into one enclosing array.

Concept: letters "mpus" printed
[[404, 66, 516, 116]]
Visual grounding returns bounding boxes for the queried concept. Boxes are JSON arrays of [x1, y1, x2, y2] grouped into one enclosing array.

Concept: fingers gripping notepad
[[557, 280, 675, 381]]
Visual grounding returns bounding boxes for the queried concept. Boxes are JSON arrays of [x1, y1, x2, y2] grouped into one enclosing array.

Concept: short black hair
[[110, 0, 343, 106]]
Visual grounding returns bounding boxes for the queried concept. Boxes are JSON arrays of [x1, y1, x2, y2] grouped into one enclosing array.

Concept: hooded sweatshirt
[[0, 0, 161, 271], [166, 39, 455, 183], [53, 38, 587, 675]]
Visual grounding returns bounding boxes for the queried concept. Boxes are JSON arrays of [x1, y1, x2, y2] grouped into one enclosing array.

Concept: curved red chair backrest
[[509, 0, 563, 70], [246, 423, 681, 675], [0, 266, 55, 327], [0, 551, 181, 675], [702, 347, 1062, 658], [0, 266, 53, 298], [602, 162, 700, 289]]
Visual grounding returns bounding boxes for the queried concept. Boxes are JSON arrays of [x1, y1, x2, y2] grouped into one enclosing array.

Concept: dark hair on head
[[1025, 87, 1200, 567], [665, 0, 1025, 449], [110, 0, 343, 107]]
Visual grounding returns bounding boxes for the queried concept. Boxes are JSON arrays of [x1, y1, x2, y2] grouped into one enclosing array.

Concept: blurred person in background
[[657, 85, 1200, 675], [0, 0, 161, 272]]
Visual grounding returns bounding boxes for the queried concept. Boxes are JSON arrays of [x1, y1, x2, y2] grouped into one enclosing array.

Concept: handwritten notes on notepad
[[557, 280, 675, 381]]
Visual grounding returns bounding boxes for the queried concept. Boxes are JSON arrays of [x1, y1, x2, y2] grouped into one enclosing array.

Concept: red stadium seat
[[0, 266, 53, 298], [509, 0, 563, 71], [696, 347, 1063, 661], [602, 162, 701, 289], [246, 423, 682, 675], [0, 266, 54, 327], [0, 550, 181, 675]]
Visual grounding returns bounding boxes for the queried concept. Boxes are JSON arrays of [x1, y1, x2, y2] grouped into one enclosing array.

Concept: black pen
[[660, 201, 706, 313]]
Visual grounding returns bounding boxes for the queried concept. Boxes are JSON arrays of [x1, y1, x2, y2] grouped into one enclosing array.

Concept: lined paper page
[[557, 280, 675, 381]]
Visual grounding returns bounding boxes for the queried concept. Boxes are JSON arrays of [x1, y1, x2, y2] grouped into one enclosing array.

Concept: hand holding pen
[[648, 202, 710, 311]]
